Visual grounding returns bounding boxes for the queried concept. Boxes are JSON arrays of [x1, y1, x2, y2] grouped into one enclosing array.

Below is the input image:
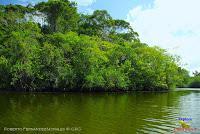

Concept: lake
[[0, 88, 200, 134]]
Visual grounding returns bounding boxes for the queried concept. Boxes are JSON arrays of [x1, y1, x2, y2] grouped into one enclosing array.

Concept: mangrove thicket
[[0, 0, 189, 91]]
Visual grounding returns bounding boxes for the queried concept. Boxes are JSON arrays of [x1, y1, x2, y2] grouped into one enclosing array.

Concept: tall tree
[[78, 10, 139, 42], [193, 70, 200, 76], [35, 0, 79, 33]]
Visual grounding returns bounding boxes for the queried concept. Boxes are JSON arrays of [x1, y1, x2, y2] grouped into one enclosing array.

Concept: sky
[[1, 0, 199, 73]]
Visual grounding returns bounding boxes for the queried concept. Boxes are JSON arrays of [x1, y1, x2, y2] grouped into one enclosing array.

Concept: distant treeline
[[187, 71, 200, 88], [0, 0, 190, 91]]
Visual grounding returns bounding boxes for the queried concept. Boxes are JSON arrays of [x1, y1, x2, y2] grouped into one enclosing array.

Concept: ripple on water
[[1, 90, 200, 134]]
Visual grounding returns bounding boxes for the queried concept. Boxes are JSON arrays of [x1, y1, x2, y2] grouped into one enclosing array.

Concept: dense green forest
[[0, 0, 195, 91], [187, 71, 200, 88]]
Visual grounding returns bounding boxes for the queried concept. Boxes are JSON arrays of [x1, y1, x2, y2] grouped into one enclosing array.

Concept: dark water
[[0, 88, 200, 134]]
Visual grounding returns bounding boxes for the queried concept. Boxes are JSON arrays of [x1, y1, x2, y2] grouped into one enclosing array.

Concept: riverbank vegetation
[[187, 71, 200, 88], [0, 0, 190, 91]]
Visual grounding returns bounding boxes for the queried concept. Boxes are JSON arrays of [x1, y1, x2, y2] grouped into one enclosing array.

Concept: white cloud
[[70, 0, 96, 6], [127, 0, 200, 73]]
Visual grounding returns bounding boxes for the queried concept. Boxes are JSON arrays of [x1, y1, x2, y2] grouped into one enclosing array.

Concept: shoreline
[[0, 88, 171, 93], [1, 88, 200, 94]]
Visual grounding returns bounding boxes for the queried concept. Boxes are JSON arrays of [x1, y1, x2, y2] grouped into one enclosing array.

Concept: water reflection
[[0, 89, 200, 134]]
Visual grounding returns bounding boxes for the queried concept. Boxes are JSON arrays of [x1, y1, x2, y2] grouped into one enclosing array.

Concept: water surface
[[0, 88, 200, 134]]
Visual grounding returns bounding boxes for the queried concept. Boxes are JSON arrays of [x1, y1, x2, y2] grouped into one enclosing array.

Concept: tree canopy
[[78, 10, 139, 43], [0, 0, 190, 91], [35, 0, 79, 33]]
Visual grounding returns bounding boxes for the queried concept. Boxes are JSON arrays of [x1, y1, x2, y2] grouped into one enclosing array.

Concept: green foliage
[[78, 10, 139, 43], [176, 68, 190, 87], [0, 56, 11, 89], [189, 77, 200, 88], [0, 1, 189, 91], [188, 71, 200, 88], [35, 0, 79, 33]]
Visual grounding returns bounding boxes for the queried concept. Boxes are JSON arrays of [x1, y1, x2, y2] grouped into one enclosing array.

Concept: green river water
[[0, 88, 200, 134]]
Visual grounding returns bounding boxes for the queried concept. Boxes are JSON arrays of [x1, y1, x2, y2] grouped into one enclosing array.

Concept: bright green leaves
[[78, 10, 139, 43], [131, 46, 175, 90], [0, 1, 189, 91], [85, 66, 129, 90], [0, 29, 188, 91], [35, 0, 79, 33]]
